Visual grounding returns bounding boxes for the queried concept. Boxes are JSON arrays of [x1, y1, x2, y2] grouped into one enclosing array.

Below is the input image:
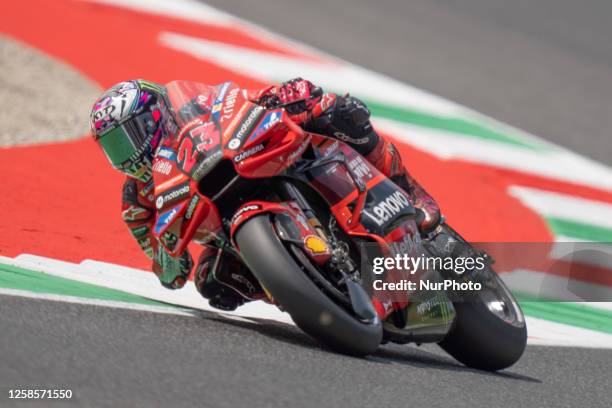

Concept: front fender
[[230, 200, 331, 265]]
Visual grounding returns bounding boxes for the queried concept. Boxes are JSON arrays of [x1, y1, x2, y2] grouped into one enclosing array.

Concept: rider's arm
[[121, 177, 193, 289], [248, 78, 377, 155], [247, 78, 336, 125], [121, 177, 157, 260]]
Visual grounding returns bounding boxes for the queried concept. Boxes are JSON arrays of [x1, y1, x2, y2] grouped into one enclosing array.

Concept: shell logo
[[304, 235, 329, 255]]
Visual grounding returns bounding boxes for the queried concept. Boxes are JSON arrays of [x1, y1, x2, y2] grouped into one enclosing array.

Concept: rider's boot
[[194, 247, 264, 311]]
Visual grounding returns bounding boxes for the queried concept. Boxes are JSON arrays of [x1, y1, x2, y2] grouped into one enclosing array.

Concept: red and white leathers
[[119, 78, 441, 308]]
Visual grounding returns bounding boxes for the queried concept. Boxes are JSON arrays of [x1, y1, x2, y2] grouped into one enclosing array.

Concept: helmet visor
[[97, 112, 154, 167], [98, 125, 139, 167]]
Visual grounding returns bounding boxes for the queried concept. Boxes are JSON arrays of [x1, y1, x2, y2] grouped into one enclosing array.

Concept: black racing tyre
[[235, 214, 382, 356], [439, 273, 527, 371]]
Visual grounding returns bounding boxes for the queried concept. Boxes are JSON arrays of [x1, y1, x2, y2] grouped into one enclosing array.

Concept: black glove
[[306, 95, 379, 155]]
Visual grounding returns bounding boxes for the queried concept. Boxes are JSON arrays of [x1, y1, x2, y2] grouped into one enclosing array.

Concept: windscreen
[[165, 80, 222, 128]]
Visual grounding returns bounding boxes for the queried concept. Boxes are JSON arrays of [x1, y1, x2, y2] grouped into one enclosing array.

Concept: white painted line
[[376, 119, 612, 191], [79, 259, 295, 324], [86, 0, 235, 26], [4, 254, 294, 325], [501, 269, 612, 302], [576, 302, 612, 311], [0, 287, 194, 317], [509, 186, 612, 228], [550, 239, 612, 271], [525, 316, 612, 349]]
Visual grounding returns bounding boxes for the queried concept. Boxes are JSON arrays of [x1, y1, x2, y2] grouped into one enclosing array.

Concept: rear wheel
[[235, 214, 382, 356]]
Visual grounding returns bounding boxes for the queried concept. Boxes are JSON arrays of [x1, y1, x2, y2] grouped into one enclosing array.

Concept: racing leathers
[[121, 78, 441, 310], [121, 177, 194, 289]]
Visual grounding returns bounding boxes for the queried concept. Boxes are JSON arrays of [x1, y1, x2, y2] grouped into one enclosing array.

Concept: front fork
[[276, 181, 359, 275], [276, 181, 327, 239], [276, 181, 378, 321]]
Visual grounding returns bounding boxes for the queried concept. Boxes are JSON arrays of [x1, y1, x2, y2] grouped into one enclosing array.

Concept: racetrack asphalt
[[201, 0, 612, 165], [1, 295, 610, 408]]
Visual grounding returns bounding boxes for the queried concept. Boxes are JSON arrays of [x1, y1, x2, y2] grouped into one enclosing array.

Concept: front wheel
[[431, 224, 527, 371], [235, 214, 383, 356], [439, 269, 527, 371]]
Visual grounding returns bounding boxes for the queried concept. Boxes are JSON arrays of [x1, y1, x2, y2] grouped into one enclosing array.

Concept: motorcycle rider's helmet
[[90, 80, 173, 182]]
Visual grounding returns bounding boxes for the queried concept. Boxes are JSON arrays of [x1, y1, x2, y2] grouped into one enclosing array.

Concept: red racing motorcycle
[[152, 80, 526, 371]]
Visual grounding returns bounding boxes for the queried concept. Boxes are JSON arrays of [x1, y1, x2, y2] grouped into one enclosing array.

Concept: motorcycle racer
[[90, 78, 441, 311]]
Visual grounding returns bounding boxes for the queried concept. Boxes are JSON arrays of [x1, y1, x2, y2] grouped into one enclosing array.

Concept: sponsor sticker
[[231, 204, 261, 225], [247, 111, 281, 142], [364, 190, 411, 227], [234, 144, 264, 162], [152, 159, 173, 175], [322, 140, 339, 157], [154, 205, 180, 234], [348, 155, 373, 181], [215, 82, 231, 103], [184, 195, 200, 220], [221, 87, 240, 122], [304, 235, 329, 255], [155, 174, 188, 193], [389, 233, 421, 257], [191, 148, 222, 181], [228, 139, 241, 150], [212, 82, 231, 120], [288, 136, 311, 162], [155, 182, 190, 210], [157, 147, 176, 160], [177, 118, 204, 141], [227, 106, 265, 150]]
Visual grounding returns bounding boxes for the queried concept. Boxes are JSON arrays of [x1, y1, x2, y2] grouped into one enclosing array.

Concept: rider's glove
[[258, 78, 323, 118], [153, 249, 193, 289]]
